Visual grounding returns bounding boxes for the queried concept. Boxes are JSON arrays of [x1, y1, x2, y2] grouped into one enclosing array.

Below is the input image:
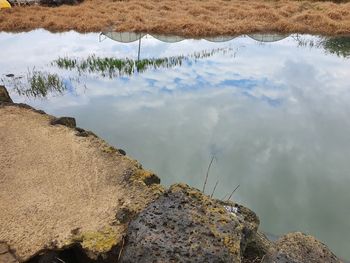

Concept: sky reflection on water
[[1, 30, 350, 260]]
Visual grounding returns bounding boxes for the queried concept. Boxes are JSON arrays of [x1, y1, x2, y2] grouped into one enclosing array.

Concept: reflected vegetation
[[2, 70, 66, 98], [53, 47, 234, 78], [322, 36, 350, 58], [1, 33, 349, 101], [2, 46, 234, 98], [294, 35, 350, 58]]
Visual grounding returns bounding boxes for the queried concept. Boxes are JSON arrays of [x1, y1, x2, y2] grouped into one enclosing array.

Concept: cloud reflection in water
[[1, 30, 350, 260]]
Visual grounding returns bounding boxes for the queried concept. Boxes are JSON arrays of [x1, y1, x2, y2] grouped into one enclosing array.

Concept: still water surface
[[1, 30, 350, 259]]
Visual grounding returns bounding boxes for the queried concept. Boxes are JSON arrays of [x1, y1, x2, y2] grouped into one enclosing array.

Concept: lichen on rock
[[132, 169, 161, 186], [71, 227, 122, 257], [274, 232, 342, 263], [119, 183, 257, 262]]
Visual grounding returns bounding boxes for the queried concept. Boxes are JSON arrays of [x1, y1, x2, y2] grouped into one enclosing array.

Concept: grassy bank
[[0, 0, 350, 36]]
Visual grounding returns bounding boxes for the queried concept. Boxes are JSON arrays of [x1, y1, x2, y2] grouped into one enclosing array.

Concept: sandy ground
[[0, 104, 163, 262], [0, 0, 350, 36]]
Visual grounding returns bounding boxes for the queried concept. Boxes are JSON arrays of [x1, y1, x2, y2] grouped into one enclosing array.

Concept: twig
[[227, 184, 240, 201], [117, 236, 125, 261], [55, 257, 66, 263], [210, 181, 219, 198], [202, 155, 215, 193]]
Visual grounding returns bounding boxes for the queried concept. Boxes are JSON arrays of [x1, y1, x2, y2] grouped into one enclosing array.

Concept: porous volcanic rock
[[120, 183, 259, 263], [242, 231, 276, 263], [274, 232, 342, 263], [243, 231, 343, 263]]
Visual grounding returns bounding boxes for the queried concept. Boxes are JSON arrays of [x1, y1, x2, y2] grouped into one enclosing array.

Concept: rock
[[75, 127, 98, 138], [242, 231, 276, 263], [51, 117, 76, 128], [231, 203, 260, 250], [0, 105, 164, 262], [242, 231, 342, 263], [120, 184, 257, 263], [274, 232, 342, 263], [0, 242, 19, 263], [117, 149, 126, 156], [142, 173, 160, 185], [75, 127, 85, 133], [35, 251, 59, 263], [75, 127, 89, 137], [86, 131, 98, 138], [102, 147, 126, 156], [0, 85, 13, 103], [115, 207, 137, 224], [35, 109, 46, 114], [132, 169, 161, 186], [76, 131, 89, 137], [268, 251, 302, 263]]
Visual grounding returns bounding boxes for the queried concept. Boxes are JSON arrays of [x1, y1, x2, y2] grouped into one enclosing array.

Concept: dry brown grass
[[0, 0, 350, 36]]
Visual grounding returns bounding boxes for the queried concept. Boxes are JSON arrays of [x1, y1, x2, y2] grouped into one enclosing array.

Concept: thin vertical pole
[[138, 36, 141, 62]]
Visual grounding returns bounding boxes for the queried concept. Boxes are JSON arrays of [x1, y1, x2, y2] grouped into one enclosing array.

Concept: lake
[[1, 30, 350, 260]]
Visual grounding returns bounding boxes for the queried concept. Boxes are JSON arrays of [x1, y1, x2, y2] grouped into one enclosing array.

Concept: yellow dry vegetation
[[0, 0, 349, 36]]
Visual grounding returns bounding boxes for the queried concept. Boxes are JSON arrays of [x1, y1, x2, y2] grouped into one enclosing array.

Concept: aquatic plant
[[53, 47, 233, 79]]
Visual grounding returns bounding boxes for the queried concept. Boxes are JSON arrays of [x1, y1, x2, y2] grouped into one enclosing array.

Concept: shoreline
[[0, 0, 350, 37], [0, 86, 345, 263]]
